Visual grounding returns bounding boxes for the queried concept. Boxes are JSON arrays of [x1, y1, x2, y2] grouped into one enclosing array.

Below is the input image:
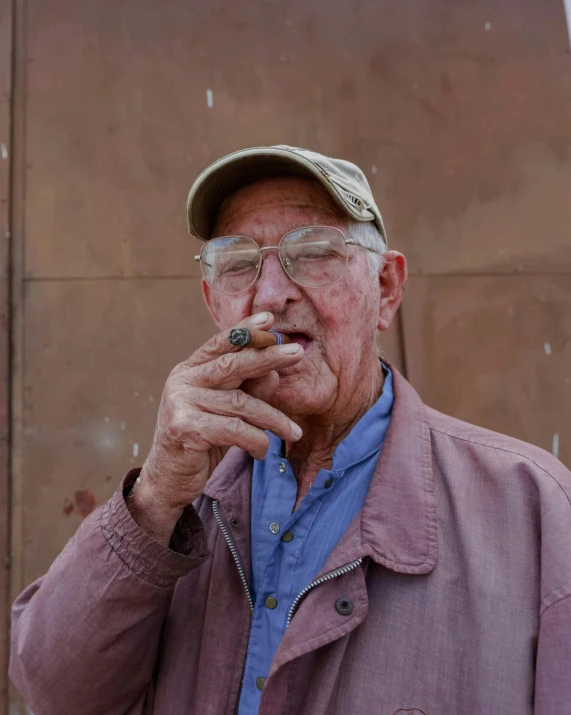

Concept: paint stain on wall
[[63, 489, 98, 520]]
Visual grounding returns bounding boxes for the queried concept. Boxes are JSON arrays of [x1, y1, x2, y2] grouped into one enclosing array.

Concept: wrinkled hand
[[130, 313, 303, 542]]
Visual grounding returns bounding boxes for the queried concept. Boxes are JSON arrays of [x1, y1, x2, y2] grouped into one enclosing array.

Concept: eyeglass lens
[[200, 226, 348, 295]]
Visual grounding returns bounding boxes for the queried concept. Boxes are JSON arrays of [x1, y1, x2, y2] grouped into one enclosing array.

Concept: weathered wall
[[0, 0, 12, 710], [2, 1, 570, 712]]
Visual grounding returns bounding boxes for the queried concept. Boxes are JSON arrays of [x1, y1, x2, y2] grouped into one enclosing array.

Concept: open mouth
[[280, 330, 313, 350]]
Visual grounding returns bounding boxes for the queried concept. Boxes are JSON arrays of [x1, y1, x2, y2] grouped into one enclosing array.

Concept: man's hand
[[129, 312, 304, 544]]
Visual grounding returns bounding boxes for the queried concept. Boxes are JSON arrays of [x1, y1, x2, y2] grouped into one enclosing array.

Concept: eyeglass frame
[[194, 225, 384, 295]]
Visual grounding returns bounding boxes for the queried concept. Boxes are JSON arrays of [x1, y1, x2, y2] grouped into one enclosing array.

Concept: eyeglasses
[[195, 225, 382, 295]]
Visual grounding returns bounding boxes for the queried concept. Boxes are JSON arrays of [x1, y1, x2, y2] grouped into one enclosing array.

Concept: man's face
[[203, 176, 397, 419]]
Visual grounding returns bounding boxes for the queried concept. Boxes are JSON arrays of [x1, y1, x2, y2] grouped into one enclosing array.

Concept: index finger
[[185, 312, 275, 368]]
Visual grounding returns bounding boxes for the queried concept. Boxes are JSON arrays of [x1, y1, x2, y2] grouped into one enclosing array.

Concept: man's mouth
[[279, 330, 313, 350]]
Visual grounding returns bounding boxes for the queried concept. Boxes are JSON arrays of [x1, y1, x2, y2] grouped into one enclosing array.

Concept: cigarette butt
[[228, 328, 292, 348]]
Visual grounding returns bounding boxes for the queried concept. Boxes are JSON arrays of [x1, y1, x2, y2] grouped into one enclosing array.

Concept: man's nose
[[251, 251, 302, 313]]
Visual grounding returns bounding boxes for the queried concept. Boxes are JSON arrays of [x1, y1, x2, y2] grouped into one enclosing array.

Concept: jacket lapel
[[320, 364, 438, 577]]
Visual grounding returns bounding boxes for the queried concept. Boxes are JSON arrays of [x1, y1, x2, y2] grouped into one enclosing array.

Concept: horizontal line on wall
[[406, 272, 571, 278], [22, 271, 571, 283], [23, 274, 202, 282]]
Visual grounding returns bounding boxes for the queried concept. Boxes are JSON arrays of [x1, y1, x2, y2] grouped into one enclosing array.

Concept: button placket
[[253, 454, 296, 592]]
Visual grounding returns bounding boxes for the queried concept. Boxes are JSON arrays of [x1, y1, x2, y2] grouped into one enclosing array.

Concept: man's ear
[[201, 278, 224, 330], [377, 251, 408, 331]]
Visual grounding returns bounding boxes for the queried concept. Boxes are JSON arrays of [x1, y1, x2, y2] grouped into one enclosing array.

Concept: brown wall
[[0, 0, 12, 709], [2, 0, 571, 712]]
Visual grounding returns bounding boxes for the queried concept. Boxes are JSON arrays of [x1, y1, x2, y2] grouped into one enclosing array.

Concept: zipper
[[212, 496, 363, 628], [286, 557, 364, 628], [212, 500, 254, 612]]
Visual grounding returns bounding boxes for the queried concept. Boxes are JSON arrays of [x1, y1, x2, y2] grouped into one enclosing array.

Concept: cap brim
[[186, 148, 357, 241]]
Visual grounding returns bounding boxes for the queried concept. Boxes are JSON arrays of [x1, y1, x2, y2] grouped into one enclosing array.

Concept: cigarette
[[228, 328, 292, 348]]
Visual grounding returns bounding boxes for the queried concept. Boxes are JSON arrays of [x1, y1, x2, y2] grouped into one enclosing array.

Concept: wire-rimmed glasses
[[195, 225, 374, 295]]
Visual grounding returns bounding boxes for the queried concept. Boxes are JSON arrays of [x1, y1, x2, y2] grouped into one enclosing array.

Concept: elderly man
[[10, 146, 571, 714]]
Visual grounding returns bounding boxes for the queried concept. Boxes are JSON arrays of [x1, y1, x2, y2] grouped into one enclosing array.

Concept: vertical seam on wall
[[6, 0, 26, 711], [0, 1, 15, 712], [7, 0, 16, 575], [10, 0, 27, 583]]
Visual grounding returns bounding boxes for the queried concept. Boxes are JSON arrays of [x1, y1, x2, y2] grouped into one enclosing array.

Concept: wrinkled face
[[203, 176, 386, 418]]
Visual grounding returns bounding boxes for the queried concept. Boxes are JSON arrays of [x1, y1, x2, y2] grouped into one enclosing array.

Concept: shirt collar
[[332, 365, 393, 470], [264, 363, 393, 470]]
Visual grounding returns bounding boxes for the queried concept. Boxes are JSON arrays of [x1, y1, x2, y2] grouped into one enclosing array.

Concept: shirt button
[[269, 522, 280, 534], [265, 596, 278, 609], [281, 530, 294, 542], [256, 676, 266, 691], [324, 477, 333, 488], [279, 462, 286, 473]]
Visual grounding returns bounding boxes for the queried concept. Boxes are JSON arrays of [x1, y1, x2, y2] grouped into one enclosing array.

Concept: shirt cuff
[[100, 468, 209, 588]]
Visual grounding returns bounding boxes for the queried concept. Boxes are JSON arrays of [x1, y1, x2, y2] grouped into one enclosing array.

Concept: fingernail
[[290, 422, 303, 439], [279, 343, 301, 355], [251, 312, 270, 326]]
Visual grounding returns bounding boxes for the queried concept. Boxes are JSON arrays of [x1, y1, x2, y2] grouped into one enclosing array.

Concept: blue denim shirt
[[237, 366, 394, 714]]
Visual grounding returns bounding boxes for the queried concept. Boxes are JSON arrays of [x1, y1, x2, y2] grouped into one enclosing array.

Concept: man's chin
[[266, 380, 322, 418], [270, 360, 335, 416]]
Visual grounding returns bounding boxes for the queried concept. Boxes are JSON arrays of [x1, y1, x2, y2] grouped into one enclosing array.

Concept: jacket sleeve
[[9, 470, 209, 715], [534, 594, 571, 713]]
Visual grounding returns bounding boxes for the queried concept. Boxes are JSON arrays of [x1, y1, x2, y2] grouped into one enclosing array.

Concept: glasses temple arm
[[345, 239, 385, 256]]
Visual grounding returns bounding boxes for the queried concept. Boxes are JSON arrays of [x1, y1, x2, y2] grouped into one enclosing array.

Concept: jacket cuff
[[100, 469, 209, 588]]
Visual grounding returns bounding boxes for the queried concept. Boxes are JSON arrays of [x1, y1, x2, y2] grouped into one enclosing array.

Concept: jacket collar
[[203, 365, 438, 577], [327, 365, 438, 575]]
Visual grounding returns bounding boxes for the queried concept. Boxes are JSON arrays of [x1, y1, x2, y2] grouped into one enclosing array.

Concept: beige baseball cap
[[186, 144, 388, 246]]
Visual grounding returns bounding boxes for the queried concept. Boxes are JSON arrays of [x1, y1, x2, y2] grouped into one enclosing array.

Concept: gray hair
[[347, 221, 388, 273]]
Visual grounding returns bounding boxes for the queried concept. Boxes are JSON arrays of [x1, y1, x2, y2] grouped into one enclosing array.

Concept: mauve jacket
[[9, 368, 571, 715]]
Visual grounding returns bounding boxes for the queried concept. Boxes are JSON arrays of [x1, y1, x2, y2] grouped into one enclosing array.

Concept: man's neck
[[285, 359, 385, 509]]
